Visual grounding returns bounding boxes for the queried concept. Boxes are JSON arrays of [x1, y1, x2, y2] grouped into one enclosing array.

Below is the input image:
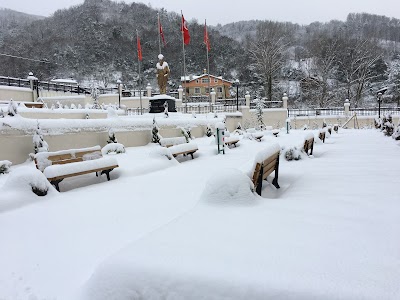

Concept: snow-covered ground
[[1, 129, 400, 299]]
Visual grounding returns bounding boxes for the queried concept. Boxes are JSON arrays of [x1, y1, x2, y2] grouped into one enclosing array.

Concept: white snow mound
[[200, 169, 256, 206]]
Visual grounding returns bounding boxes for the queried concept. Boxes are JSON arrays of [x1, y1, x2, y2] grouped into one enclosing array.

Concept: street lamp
[[234, 79, 239, 111], [117, 79, 122, 109], [377, 92, 382, 119]]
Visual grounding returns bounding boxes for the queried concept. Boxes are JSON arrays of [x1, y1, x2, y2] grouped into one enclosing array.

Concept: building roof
[[180, 73, 233, 84]]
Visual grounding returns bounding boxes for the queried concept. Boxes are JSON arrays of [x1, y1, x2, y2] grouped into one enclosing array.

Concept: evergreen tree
[[107, 128, 118, 143], [33, 121, 49, 154], [91, 84, 101, 109], [255, 98, 265, 129], [206, 124, 212, 137], [163, 101, 169, 118], [7, 99, 18, 116], [152, 117, 161, 143]]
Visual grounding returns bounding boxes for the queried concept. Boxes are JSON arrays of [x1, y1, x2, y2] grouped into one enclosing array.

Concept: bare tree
[[337, 38, 382, 107], [248, 22, 288, 102]]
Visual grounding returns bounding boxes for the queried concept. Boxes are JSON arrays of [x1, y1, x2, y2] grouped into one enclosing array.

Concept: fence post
[[27, 72, 38, 102], [245, 91, 250, 107], [178, 85, 183, 100], [282, 93, 288, 109], [344, 99, 350, 116], [146, 84, 152, 97]]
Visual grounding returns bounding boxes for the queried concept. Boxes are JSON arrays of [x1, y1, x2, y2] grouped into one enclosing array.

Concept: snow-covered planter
[[284, 147, 301, 161], [0, 160, 12, 174], [180, 127, 192, 142], [4, 166, 52, 196], [101, 143, 126, 155]]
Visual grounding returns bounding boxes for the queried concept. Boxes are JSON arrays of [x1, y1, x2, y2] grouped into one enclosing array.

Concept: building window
[[214, 79, 218, 83], [194, 87, 201, 94], [205, 88, 210, 93], [217, 87, 223, 93], [201, 78, 209, 83], [196, 79, 199, 83]]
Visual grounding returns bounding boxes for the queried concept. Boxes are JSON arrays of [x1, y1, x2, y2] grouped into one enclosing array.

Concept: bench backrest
[[251, 150, 280, 188], [303, 137, 314, 153], [159, 137, 187, 147], [35, 146, 102, 171]]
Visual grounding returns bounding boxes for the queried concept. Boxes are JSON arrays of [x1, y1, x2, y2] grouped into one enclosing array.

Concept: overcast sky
[[1, 0, 400, 25]]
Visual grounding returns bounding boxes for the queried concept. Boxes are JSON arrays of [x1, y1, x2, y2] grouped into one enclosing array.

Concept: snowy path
[[83, 130, 400, 300], [1, 130, 400, 299]]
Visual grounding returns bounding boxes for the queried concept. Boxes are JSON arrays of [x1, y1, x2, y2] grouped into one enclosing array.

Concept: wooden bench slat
[[47, 165, 119, 182]]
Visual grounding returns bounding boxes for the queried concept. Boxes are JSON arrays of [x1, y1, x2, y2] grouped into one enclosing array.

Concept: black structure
[[149, 96, 177, 113]]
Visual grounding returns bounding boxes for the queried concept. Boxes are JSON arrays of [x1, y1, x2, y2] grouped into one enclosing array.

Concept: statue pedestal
[[149, 95, 177, 113]]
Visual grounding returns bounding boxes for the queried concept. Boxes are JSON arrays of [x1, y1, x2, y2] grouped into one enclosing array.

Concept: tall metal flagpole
[[205, 20, 212, 112], [181, 11, 188, 113], [137, 29, 143, 115], [157, 13, 162, 55]]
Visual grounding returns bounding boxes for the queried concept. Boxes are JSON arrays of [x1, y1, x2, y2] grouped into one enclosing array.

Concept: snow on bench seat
[[43, 157, 118, 180], [225, 136, 240, 147], [159, 137, 187, 147], [168, 142, 198, 159]]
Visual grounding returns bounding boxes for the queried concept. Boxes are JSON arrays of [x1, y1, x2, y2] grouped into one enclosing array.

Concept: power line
[[0, 52, 54, 64]]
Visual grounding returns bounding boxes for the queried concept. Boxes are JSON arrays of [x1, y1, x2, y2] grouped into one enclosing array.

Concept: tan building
[[181, 71, 233, 99]]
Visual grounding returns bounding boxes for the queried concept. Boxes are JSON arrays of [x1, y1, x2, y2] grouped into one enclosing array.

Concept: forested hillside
[[1, 0, 400, 107]]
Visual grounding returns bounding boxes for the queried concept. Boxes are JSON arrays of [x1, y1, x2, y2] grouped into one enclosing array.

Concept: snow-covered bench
[[159, 137, 187, 148], [250, 143, 280, 195], [159, 137, 198, 160], [319, 130, 326, 143], [303, 133, 314, 156], [169, 142, 199, 159], [251, 132, 264, 141], [34, 146, 119, 192], [225, 136, 240, 147]]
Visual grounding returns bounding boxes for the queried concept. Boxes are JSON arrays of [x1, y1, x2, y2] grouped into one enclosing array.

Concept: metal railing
[[0, 76, 31, 88], [288, 107, 400, 118], [126, 107, 149, 115]]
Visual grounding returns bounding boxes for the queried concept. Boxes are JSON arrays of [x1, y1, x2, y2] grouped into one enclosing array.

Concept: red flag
[[204, 20, 211, 51], [181, 14, 190, 45], [159, 19, 167, 47], [137, 34, 142, 61]]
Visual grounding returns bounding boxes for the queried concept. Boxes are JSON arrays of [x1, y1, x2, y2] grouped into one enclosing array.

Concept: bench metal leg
[[190, 152, 194, 159], [256, 165, 263, 196], [272, 157, 280, 189], [50, 179, 63, 192], [310, 141, 314, 156], [100, 169, 114, 181]]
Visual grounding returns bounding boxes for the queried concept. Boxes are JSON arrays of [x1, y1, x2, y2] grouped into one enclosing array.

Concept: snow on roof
[[50, 78, 78, 85]]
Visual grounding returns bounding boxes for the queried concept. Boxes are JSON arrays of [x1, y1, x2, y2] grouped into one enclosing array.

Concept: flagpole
[[157, 13, 162, 55], [205, 20, 212, 112], [181, 11, 188, 113], [137, 29, 143, 115]]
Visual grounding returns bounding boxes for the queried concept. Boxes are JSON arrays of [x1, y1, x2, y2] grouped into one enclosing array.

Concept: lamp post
[[234, 79, 239, 111], [117, 79, 121, 109], [377, 92, 382, 119]]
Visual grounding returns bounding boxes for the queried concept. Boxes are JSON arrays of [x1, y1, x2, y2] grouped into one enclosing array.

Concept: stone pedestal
[[149, 95, 177, 113]]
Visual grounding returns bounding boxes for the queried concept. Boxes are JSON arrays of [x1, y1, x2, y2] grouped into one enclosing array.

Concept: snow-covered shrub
[[302, 124, 308, 130], [4, 166, 53, 196], [107, 129, 118, 143], [7, 99, 18, 116], [0, 160, 12, 174], [0, 108, 4, 118], [205, 124, 212, 137], [382, 115, 394, 136], [392, 123, 400, 140], [284, 147, 301, 161], [200, 169, 256, 206], [64, 104, 69, 109], [152, 117, 161, 143], [107, 107, 118, 118], [56, 101, 63, 109], [78, 104, 83, 109], [374, 117, 382, 129], [101, 143, 126, 155], [33, 121, 49, 154], [70, 103, 77, 109]]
